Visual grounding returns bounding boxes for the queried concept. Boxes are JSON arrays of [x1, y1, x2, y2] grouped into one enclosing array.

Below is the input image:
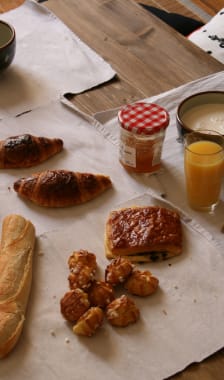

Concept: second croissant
[[13, 170, 112, 207]]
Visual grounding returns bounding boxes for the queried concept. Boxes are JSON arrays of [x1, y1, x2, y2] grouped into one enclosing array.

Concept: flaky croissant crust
[[0, 134, 63, 168], [13, 170, 112, 207]]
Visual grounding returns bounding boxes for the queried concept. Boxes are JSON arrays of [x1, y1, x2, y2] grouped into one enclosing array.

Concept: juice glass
[[184, 130, 224, 212]]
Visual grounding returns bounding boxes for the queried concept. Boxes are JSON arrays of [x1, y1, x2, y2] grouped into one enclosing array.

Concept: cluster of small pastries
[[60, 250, 118, 336], [60, 250, 159, 336]]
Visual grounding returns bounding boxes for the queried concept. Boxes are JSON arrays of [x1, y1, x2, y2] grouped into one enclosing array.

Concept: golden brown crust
[[68, 250, 97, 271], [60, 289, 90, 323], [106, 295, 140, 327], [105, 257, 134, 286], [14, 170, 112, 207], [124, 270, 159, 296], [0, 134, 63, 168], [105, 206, 182, 262], [0, 214, 36, 358], [0, 304, 24, 359], [87, 280, 115, 308], [73, 307, 104, 337], [68, 250, 97, 290]]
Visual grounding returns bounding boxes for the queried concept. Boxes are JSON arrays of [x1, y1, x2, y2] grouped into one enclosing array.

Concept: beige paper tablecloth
[[0, 71, 224, 380]]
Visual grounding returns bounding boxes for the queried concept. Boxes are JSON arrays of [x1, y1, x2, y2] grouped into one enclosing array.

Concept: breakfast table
[[0, 1, 224, 380]]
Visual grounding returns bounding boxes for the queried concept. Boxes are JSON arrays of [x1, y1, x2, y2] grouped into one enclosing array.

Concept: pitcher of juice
[[184, 130, 224, 212]]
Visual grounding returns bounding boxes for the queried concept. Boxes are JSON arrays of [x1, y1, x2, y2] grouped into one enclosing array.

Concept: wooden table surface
[[1, 0, 224, 379], [45, 0, 223, 116]]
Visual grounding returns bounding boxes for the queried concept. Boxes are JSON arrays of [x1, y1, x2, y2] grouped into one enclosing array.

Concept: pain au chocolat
[[13, 170, 112, 207], [105, 206, 182, 262], [0, 134, 63, 168]]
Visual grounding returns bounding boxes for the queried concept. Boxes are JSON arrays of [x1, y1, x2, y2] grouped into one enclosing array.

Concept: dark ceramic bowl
[[176, 91, 224, 142], [0, 20, 16, 71]]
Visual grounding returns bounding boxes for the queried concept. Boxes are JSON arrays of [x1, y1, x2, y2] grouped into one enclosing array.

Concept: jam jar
[[118, 102, 169, 173]]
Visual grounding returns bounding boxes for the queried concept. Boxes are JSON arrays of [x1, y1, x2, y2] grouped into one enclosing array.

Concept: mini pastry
[[73, 307, 104, 337], [68, 250, 97, 271], [14, 170, 112, 207], [105, 206, 182, 262], [105, 256, 134, 286], [68, 250, 97, 290], [124, 269, 159, 296], [87, 280, 115, 308], [0, 134, 63, 168], [60, 289, 90, 323], [106, 295, 140, 327]]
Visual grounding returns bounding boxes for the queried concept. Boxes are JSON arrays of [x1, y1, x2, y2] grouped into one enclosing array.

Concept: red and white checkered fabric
[[118, 102, 169, 135]]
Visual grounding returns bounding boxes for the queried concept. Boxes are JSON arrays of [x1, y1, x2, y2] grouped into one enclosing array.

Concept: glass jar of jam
[[118, 102, 169, 173]]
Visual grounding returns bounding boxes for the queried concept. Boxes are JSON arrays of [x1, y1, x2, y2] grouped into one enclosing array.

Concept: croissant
[[0, 134, 63, 168], [13, 170, 112, 207]]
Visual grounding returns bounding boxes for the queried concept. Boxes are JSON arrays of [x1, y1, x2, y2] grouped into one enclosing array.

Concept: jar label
[[152, 140, 163, 166], [119, 142, 136, 167]]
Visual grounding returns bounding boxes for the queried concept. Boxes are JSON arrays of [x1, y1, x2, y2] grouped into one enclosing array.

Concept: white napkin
[[188, 8, 224, 63]]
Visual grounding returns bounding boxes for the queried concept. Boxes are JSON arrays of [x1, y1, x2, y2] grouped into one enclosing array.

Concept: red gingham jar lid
[[118, 102, 169, 135]]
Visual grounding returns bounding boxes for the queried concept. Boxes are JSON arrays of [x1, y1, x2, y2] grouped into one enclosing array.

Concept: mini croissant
[[0, 134, 63, 168], [13, 170, 112, 207]]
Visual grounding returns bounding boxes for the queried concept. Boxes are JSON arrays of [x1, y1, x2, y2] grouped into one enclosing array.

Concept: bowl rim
[[0, 20, 15, 51], [176, 90, 224, 134]]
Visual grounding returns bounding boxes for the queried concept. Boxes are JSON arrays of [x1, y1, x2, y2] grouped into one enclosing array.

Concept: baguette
[[105, 206, 182, 262], [0, 214, 35, 358], [0, 134, 63, 168], [13, 170, 112, 207]]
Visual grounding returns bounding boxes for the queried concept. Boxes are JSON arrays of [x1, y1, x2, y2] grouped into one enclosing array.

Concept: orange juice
[[184, 140, 224, 210]]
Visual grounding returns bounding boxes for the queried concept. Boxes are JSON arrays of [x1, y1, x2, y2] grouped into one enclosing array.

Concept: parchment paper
[[0, 100, 158, 236], [1, 192, 224, 380], [0, 0, 116, 118], [0, 72, 224, 380]]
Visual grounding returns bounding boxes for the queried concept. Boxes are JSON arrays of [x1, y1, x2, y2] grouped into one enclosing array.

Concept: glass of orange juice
[[184, 129, 224, 212]]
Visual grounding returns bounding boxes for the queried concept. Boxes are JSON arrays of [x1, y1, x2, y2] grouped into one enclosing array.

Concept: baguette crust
[[105, 206, 182, 262], [0, 215, 35, 358]]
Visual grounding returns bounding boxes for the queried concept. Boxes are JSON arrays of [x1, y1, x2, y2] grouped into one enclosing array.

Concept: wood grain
[[139, 0, 222, 18], [137, 0, 206, 21], [0, 0, 24, 12], [0, 0, 222, 17], [46, 0, 222, 115], [192, 0, 224, 16]]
